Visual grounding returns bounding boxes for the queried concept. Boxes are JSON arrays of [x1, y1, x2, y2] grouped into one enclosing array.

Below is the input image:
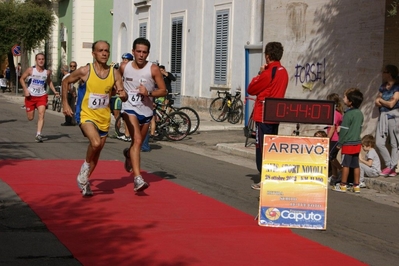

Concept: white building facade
[[112, 0, 391, 135]]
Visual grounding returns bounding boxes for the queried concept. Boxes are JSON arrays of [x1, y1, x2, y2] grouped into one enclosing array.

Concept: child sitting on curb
[[359, 134, 381, 188]]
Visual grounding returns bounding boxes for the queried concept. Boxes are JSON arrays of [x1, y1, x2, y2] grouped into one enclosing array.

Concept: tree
[[0, 1, 55, 91]]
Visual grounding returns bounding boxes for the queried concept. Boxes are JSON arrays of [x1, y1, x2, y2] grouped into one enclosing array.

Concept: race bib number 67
[[88, 93, 109, 109], [128, 93, 144, 106]]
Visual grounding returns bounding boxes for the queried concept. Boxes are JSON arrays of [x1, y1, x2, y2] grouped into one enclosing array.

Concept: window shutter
[[139, 23, 147, 38], [214, 10, 229, 85], [171, 17, 183, 105]]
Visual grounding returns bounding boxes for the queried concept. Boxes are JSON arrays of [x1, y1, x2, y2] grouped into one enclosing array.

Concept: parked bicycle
[[209, 89, 243, 124], [163, 93, 200, 135], [115, 102, 191, 141], [52, 86, 62, 112], [153, 101, 191, 141]]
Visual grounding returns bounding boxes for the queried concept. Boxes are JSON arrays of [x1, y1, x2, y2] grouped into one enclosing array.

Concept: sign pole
[[11, 45, 21, 96], [14, 57, 20, 96]]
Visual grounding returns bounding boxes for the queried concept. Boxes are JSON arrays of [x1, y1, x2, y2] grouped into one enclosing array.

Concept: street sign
[[11, 45, 21, 56]]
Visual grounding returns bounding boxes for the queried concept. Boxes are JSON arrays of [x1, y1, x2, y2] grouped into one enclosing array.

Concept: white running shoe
[[359, 182, 367, 188], [117, 135, 127, 141], [134, 175, 149, 192], [77, 163, 91, 196], [81, 182, 93, 196]]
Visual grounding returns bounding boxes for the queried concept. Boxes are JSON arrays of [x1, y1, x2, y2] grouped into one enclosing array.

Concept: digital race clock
[[263, 98, 335, 125]]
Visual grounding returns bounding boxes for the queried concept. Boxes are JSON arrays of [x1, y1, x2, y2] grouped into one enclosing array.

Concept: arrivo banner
[[258, 135, 329, 230]]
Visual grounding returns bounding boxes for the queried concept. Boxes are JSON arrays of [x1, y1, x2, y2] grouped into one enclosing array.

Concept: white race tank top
[[27, 67, 48, 96], [121, 61, 155, 117]]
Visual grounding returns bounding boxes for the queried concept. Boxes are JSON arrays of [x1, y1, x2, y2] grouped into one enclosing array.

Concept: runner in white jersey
[[20, 52, 59, 143], [121, 61, 155, 117], [119, 37, 167, 192]]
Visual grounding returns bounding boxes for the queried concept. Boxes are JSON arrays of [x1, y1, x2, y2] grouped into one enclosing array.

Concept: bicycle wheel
[[228, 99, 243, 124], [245, 111, 256, 147], [209, 97, 229, 122], [154, 111, 165, 141], [178, 107, 200, 135], [115, 115, 126, 137], [56, 99, 62, 112], [164, 111, 191, 141]]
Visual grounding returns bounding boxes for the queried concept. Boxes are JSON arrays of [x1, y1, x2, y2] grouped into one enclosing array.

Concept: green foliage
[[16, 2, 55, 51], [0, 1, 55, 55], [0, 2, 18, 56], [387, 0, 398, 17]]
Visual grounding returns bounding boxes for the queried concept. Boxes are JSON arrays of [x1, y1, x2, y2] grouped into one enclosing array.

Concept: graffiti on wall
[[294, 58, 326, 89]]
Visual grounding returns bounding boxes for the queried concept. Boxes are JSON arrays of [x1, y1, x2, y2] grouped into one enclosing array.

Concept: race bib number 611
[[88, 93, 109, 109]]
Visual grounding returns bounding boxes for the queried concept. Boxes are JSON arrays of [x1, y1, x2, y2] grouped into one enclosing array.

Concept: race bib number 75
[[88, 93, 109, 109]]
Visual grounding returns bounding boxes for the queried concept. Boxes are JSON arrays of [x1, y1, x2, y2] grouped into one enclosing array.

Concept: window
[[139, 22, 147, 38], [214, 9, 229, 85], [170, 17, 183, 105]]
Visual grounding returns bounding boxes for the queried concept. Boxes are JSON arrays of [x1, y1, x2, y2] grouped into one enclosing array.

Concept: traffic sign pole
[[11, 45, 21, 95]]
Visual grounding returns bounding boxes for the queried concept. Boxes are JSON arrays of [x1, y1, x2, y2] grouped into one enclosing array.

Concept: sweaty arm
[[62, 65, 89, 117], [113, 68, 127, 102]]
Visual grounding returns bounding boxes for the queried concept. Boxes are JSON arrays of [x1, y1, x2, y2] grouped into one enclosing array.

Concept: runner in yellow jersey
[[62, 40, 127, 197]]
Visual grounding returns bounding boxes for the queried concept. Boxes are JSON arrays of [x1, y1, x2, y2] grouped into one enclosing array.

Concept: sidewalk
[[2, 92, 399, 196], [197, 107, 399, 197]]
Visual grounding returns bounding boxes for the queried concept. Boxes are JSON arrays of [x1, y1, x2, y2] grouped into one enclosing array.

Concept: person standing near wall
[[247, 42, 289, 189], [159, 65, 176, 107], [375, 64, 399, 177], [20, 52, 59, 143]]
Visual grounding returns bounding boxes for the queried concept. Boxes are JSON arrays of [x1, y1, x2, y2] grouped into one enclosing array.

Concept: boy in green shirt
[[333, 88, 364, 193]]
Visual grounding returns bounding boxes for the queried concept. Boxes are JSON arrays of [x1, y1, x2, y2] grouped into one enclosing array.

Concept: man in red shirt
[[247, 42, 289, 187]]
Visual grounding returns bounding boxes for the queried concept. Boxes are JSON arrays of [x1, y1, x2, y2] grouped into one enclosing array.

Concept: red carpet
[[0, 160, 366, 265]]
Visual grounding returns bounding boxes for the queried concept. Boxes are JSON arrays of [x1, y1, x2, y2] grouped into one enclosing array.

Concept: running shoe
[[35, 134, 43, 143], [76, 164, 93, 196], [134, 175, 149, 192], [388, 168, 397, 177], [123, 148, 133, 173], [77, 163, 90, 185], [77, 181, 93, 196], [380, 167, 392, 177], [351, 185, 360, 193], [117, 135, 127, 141], [332, 183, 347, 192], [359, 181, 366, 188]]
